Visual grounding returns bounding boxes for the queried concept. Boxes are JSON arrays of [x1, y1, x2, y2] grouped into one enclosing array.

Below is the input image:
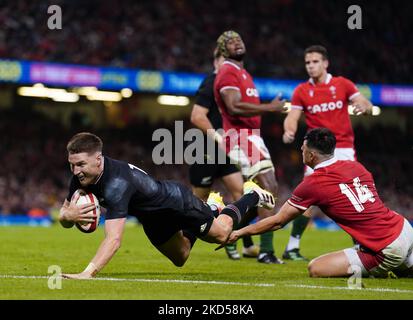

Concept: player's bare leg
[[253, 170, 284, 264], [221, 172, 244, 200], [201, 214, 233, 243], [307, 250, 352, 277], [157, 188, 274, 267], [222, 172, 259, 259], [253, 171, 278, 220], [156, 231, 192, 267], [202, 190, 259, 244], [203, 185, 274, 244], [193, 185, 240, 258], [192, 186, 211, 202]]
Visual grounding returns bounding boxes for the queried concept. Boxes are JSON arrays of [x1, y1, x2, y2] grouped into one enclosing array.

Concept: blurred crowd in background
[[0, 0, 411, 83], [0, 0, 412, 221], [0, 109, 412, 220]]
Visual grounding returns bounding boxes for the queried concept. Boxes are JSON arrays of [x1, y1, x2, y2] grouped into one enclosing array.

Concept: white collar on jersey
[[223, 60, 242, 70], [313, 156, 338, 170], [309, 73, 332, 86]]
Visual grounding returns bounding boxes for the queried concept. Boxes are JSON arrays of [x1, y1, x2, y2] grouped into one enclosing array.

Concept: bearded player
[[214, 30, 287, 264], [189, 47, 259, 260]]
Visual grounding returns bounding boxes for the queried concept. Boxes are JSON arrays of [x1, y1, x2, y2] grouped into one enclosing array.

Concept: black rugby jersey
[[67, 157, 197, 220], [194, 72, 222, 130]]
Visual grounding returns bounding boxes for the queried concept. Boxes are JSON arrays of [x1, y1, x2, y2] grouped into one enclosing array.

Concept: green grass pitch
[[0, 223, 412, 300]]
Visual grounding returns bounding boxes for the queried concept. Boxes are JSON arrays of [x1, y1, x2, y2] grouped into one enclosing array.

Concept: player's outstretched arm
[[283, 108, 302, 143], [351, 94, 373, 115], [228, 202, 303, 243], [62, 217, 126, 279], [221, 89, 286, 116]]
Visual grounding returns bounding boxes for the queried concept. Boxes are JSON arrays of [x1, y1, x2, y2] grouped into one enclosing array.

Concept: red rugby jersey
[[291, 74, 360, 148], [288, 159, 404, 252], [214, 60, 261, 131]]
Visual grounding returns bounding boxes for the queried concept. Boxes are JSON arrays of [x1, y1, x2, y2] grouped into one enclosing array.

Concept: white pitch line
[[288, 284, 413, 294], [0, 274, 274, 287], [1, 275, 412, 294]]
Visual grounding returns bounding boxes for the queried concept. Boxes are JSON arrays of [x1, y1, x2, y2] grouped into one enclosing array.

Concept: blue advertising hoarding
[[0, 59, 412, 106]]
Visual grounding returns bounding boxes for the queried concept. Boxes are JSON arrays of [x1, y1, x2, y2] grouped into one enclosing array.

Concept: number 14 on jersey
[[340, 177, 375, 212]]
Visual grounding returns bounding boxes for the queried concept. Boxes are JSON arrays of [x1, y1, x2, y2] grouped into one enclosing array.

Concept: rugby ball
[[73, 189, 101, 233]]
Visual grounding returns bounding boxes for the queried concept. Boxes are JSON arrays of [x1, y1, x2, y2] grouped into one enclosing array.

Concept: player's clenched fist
[[282, 131, 295, 144]]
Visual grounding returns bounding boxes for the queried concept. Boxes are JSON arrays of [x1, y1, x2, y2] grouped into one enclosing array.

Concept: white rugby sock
[[286, 235, 300, 251]]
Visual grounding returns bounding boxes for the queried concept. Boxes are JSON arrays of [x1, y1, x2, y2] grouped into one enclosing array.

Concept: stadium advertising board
[[0, 59, 412, 106]]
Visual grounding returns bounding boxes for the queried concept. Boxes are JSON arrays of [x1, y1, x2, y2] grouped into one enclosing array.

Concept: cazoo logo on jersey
[[307, 100, 343, 114], [246, 88, 259, 97]]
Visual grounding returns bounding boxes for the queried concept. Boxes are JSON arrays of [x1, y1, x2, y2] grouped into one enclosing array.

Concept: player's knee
[[172, 248, 190, 267], [173, 259, 186, 268], [214, 226, 232, 244], [218, 232, 231, 244], [307, 259, 322, 278]]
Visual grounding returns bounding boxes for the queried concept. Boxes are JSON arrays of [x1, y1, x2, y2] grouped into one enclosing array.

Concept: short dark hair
[[304, 45, 328, 60], [67, 132, 103, 154], [304, 128, 336, 155]]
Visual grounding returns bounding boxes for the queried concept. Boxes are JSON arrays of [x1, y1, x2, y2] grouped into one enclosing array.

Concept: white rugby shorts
[[225, 131, 274, 180], [343, 218, 413, 277]]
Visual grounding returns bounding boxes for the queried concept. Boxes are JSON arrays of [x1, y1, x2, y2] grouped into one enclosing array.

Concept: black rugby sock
[[291, 215, 310, 238], [220, 192, 259, 226], [242, 235, 254, 248]]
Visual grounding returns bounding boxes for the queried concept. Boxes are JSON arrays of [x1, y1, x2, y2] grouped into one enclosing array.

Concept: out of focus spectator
[[0, 0, 411, 83], [0, 109, 412, 220]]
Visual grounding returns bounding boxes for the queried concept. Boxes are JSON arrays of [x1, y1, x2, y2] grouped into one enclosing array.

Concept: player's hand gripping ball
[[73, 189, 101, 233]]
